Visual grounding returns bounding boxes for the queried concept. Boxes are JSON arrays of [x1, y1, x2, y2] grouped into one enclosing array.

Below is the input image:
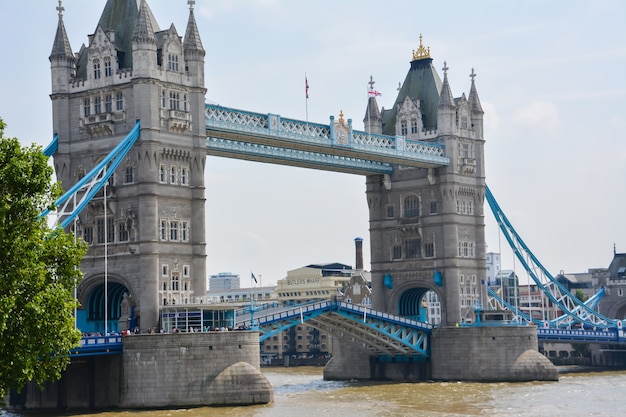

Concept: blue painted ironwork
[[485, 185, 618, 330], [70, 335, 123, 357], [43, 133, 58, 157], [486, 286, 537, 325], [40, 120, 141, 230], [206, 137, 394, 174], [538, 328, 624, 343], [205, 104, 449, 174], [240, 300, 432, 357]]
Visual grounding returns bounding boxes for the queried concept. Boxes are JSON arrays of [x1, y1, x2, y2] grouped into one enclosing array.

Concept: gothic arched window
[[403, 195, 420, 217], [93, 59, 101, 79], [104, 59, 112, 77]]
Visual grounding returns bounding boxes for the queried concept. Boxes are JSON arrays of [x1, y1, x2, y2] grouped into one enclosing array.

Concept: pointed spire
[[183, 0, 205, 54], [364, 76, 382, 134], [50, 0, 75, 61], [438, 61, 455, 108], [131, 0, 156, 44], [468, 68, 483, 114]]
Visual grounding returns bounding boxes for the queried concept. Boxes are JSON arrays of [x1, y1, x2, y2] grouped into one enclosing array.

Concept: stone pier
[[431, 326, 558, 382], [325, 326, 557, 382], [10, 331, 273, 412]]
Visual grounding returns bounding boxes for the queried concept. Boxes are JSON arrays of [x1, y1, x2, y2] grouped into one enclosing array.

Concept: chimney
[[354, 237, 364, 271]]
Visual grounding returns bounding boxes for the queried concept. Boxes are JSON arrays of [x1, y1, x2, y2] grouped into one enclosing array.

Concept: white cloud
[[512, 101, 560, 130]]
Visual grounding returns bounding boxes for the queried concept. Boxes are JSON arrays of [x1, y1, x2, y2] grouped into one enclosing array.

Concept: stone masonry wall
[[121, 331, 273, 407], [431, 326, 558, 382]]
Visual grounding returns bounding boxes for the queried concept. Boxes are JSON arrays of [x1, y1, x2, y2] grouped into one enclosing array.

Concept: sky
[[0, 0, 625, 288]]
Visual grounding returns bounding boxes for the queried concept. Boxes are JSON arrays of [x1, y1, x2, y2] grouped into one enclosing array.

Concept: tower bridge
[[50, 0, 489, 336], [18, 0, 626, 411]]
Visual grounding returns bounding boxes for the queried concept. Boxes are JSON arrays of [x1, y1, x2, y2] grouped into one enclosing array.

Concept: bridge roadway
[[240, 300, 432, 357], [70, 303, 626, 358], [205, 104, 450, 175]]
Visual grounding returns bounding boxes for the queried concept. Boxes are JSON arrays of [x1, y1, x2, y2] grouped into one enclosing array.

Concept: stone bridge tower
[[49, 0, 207, 332], [365, 37, 487, 326]]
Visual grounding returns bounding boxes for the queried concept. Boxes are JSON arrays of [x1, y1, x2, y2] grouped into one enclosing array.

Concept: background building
[[486, 252, 501, 286], [209, 272, 241, 291]]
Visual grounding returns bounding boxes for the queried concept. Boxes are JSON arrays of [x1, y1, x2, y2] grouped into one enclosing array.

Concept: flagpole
[[367, 94, 371, 136], [73, 194, 77, 330], [104, 176, 108, 336], [250, 272, 255, 327], [305, 73, 309, 125], [367, 76, 371, 136]]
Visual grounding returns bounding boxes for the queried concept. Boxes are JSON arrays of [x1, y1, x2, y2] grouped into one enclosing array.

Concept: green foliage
[[574, 289, 588, 303], [0, 119, 87, 396]]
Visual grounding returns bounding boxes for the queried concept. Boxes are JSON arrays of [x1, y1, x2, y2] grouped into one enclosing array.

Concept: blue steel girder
[[70, 336, 123, 357], [485, 185, 618, 330], [258, 309, 329, 341], [43, 133, 58, 157], [206, 136, 394, 175], [251, 301, 431, 357], [486, 285, 605, 327], [309, 309, 430, 357], [537, 328, 623, 343], [252, 301, 333, 341], [205, 104, 449, 174], [40, 121, 141, 230]]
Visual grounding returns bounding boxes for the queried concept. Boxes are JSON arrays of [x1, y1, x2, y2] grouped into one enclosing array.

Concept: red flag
[[305, 77, 309, 99], [368, 89, 382, 97]]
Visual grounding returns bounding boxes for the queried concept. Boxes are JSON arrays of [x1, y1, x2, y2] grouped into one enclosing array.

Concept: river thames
[[3, 366, 625, 417]]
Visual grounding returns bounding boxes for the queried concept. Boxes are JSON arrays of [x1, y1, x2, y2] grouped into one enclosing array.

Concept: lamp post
[[104, 177, 108, 335]]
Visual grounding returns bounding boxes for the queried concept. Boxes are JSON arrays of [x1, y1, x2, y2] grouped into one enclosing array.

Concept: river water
[[3, 367, 625, 417]]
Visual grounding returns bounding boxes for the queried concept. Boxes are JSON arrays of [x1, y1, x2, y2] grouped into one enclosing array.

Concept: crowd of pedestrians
[[82, 324, 250, 337]]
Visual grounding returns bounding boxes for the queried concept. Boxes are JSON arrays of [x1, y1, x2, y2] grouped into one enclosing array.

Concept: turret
[[131, 0, 157, 77], [468, 68, 484, 139], [183, 1, 205, 86], [363, 75, 382, 134], [437, 61, 456, 135], [49, 2, 76, 94]]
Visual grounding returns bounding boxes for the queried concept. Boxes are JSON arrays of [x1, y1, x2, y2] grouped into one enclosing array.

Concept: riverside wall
[[11, 331, 273, 412]]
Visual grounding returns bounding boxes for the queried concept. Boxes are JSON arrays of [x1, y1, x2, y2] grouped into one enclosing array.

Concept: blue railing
[[70, 335, 123, 357], [537, 327, 623, 343]]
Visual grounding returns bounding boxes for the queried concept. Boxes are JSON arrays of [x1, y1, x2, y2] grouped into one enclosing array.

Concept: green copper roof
[[97, 0, 160, 68], [382, 57, 442, 135]]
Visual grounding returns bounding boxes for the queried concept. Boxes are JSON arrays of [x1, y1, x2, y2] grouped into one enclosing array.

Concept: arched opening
[[614, 302, 626, 321], [77, 282, 132, 335], [398, 288, 441, 324]]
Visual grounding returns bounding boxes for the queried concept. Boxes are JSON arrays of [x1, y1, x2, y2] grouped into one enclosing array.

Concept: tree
[[0, 118, 87, 396], [574, 289, 588, 303]]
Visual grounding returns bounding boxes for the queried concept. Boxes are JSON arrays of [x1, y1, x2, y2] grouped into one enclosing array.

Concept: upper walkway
[[205, 104, 450, 175]]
